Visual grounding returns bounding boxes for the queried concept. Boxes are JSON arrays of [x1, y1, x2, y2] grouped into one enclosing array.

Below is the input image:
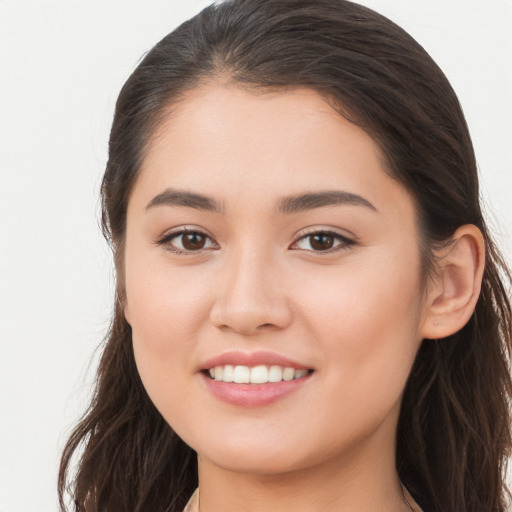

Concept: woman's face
[[124, 84, 431, 475]]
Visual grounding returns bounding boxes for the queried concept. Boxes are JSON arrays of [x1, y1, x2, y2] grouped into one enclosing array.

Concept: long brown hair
[[59, 1, 512, 510]]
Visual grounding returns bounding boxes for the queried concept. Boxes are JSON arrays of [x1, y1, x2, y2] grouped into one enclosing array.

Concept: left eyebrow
[[276, 190, 377, 214]]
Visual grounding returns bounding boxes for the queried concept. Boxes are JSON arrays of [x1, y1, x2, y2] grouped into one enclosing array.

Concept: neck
[[196, 432, 414, 512]]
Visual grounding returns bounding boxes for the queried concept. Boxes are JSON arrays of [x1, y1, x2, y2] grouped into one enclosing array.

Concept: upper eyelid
[[155, 226, 356, 249], [155, 226, 214, 243], [291, 231, 355, 248], [293, 226, 355, 241], [157, 227, 353, 238]]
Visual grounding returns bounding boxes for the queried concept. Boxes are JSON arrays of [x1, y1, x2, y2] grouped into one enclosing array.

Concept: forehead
[[132, 83, 415, 224], [145, 83, 378, 168]]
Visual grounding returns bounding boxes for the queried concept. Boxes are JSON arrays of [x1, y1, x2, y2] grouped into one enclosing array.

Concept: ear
[[124, 302, 132, 325], [421, 224, 485, 340], [117, 288, 131, 325]]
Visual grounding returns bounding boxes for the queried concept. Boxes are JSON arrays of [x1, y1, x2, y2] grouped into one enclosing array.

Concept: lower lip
[[201, 373, 312, 407]]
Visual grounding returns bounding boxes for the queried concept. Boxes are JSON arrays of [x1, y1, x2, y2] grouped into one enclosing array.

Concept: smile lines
[[207, 365, 311, 384]]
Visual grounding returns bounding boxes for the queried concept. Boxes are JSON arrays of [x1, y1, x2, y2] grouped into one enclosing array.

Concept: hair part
[[59, 1, 512, 510]]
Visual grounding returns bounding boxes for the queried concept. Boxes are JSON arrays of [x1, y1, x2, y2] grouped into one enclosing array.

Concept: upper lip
[[201, 351, 311, 371]]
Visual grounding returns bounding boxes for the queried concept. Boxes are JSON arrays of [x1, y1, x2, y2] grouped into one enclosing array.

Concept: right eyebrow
[[145, 188, 224, 213]]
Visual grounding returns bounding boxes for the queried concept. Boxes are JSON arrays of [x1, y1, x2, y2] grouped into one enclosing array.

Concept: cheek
[[125, 256, 212, 350], [124, 252, 214, 412], [295, 250, 424, 394]]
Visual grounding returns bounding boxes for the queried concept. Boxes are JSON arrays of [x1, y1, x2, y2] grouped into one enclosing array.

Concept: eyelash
[[155, 228, 218, 255], [292, 229, 356, 253], [155, 228, 356, 255]]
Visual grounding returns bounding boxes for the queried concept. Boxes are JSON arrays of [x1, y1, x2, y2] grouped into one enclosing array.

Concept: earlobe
[[119, 293, 131, 325], [421, 224, 485, 340]]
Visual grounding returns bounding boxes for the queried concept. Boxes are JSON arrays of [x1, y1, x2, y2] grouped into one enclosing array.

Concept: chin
[[205, 451, 307, 475], [192, 433, 325, 476]]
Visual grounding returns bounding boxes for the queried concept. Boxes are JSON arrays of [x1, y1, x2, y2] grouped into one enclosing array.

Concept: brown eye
[[309, 234, 335, 251], [181, 232, 207, 250], [292, 230, 355, 253], [156, 229, 217, 253]]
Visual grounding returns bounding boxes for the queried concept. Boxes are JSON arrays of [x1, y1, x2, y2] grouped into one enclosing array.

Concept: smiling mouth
[[204, 365, 314, 384]]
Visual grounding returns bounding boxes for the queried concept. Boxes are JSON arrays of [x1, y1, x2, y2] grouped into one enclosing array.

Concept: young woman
[[58, 1, 512, 511]]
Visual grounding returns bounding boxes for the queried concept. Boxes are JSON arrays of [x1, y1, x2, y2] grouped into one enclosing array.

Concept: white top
[[183, 488, 199, 512]]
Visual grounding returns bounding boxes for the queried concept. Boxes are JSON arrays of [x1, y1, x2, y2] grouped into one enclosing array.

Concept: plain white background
[[0, 1, 510, 511]]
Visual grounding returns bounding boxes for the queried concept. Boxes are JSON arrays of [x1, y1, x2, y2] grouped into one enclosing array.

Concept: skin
[[123, 84, 483, 512]]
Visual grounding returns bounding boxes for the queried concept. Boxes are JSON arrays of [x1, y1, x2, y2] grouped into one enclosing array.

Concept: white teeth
[[268, 365, 283, 382], [222, 365, 234, 383], [282, 367, 295, 381], [250, 365, 269, 384], [233, 365, 250, 383], [207, 365, 310, 384], [294, 369, 308, 379]]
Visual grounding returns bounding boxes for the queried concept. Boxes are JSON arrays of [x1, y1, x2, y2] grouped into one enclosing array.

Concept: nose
[[209, 248, 293, 335]]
